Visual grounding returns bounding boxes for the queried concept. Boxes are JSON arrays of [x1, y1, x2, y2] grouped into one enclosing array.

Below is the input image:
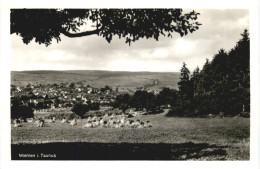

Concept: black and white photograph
[[0, 1, 260, 168]]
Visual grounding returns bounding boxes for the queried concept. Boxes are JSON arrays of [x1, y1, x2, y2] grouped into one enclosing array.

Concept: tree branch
[[60, 29, 99, 37]]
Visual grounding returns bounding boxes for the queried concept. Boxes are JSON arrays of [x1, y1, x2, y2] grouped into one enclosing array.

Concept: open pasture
[[11, 70, 180, 90], [11, 111, 249, 160]]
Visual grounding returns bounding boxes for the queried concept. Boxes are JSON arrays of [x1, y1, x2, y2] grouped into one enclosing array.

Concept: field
[[11, 110, 250, 160], [11, 70, 180, 90]]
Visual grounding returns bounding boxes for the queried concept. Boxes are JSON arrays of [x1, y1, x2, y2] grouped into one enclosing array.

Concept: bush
[[89, 102, 100, 110], [71, 103, 89, 118], [11, 104, 34, 119]]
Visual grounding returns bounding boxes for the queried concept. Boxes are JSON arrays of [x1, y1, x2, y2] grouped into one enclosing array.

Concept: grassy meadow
[[11, 110, 249, 160]]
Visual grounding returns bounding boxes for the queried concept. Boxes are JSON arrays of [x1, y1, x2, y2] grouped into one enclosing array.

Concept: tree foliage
[[11, 98, 34, 119], [11, 9, 201, 46], [157, 87, 178, 107], [89, 102, 100, 110], [101, 85, 112, 93], [113, 93, 131, 112], [113, 89, 178, 113], [168, 29, 250, 117], [71, 103, 89, 118]]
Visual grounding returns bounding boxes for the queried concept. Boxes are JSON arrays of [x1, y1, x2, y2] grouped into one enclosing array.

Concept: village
[[10, 81, 160, 114]]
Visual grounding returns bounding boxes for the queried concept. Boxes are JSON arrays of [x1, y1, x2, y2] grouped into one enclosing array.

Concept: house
[[76, 88, 82, 92], [147, 89, 152, 93], [32, 98, 44, 104], [154, 90, 160, 95], [105, 90, 111, 94], [153, 79, 159, 85]]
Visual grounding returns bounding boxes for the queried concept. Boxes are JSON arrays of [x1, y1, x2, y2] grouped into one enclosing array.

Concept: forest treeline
[[114, 29, 250, 117], [168, 29, 250, 117]]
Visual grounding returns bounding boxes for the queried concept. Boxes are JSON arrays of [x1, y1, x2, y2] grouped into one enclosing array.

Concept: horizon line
[[11, 69, 180, 73]]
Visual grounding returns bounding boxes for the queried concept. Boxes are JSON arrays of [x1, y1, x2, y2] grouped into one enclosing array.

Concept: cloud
[[11, 9, 249, 72]]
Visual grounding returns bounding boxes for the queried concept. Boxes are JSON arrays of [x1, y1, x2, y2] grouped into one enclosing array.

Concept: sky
[[11, 9, 249, 72]]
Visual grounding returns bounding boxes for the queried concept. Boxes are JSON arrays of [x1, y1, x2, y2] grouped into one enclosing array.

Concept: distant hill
[[11, 70, 180, 90]]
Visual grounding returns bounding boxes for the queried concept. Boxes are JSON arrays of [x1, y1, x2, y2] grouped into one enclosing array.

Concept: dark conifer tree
[[172, 29, 250, 117]]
